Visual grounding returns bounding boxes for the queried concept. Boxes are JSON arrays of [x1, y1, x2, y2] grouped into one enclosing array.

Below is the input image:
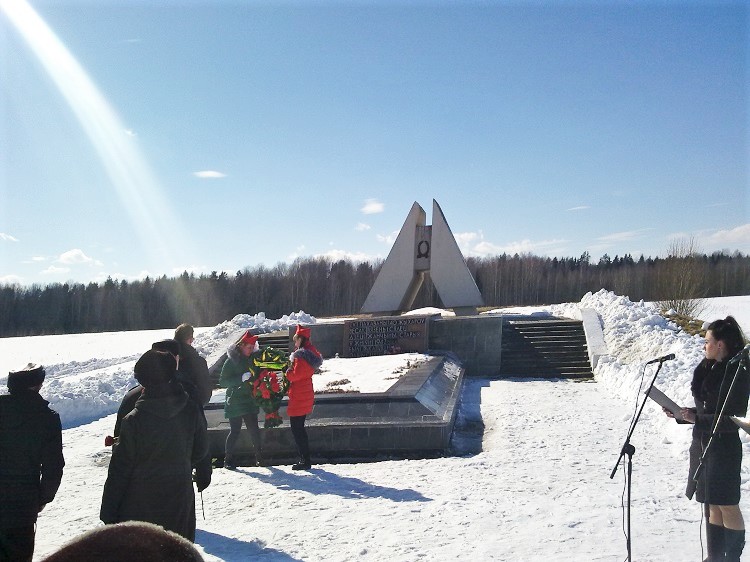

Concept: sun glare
[[1, 0, 191, 271]]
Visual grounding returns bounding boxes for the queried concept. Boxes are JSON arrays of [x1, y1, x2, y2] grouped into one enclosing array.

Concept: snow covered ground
[[1, 292, 750, 561]]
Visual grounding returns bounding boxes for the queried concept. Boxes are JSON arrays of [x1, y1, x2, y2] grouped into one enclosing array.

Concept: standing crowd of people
[[0, 323, 321, 561]]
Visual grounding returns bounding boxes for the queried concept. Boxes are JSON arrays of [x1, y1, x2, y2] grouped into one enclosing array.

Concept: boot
[[724, 528, 745, 562], [292, 456, 311, 471], [254, 449, 264, 467], [706, 522, 725, 561]]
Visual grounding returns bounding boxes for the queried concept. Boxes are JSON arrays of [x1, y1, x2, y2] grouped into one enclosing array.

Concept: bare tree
[[656, 236, 708, 318]]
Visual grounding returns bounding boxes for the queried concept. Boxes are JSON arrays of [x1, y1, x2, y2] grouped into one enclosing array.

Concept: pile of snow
[[0, 311, 316, 428]]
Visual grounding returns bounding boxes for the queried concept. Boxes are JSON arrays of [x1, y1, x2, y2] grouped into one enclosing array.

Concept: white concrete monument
[[361, 200, 484, 315]]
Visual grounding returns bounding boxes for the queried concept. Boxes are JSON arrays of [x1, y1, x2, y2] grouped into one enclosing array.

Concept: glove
[[104, 435, 115, 447], [194, 472, 211, 493], [241, 372, 251, 382]]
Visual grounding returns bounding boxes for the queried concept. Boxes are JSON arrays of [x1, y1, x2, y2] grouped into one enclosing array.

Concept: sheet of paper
[[731, 416, 750, 435], [646, 385, 684, 422]]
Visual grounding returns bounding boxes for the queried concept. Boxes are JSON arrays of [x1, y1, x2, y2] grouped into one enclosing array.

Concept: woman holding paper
[[665, 316, 749, 562]]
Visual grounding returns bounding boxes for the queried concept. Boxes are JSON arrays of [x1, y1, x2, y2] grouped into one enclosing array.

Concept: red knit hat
[[240, 330, 258, 346], [295, 325, 311, 339]]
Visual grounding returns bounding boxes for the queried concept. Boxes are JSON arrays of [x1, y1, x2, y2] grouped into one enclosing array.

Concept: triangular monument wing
[[360, 199, 483, 315]]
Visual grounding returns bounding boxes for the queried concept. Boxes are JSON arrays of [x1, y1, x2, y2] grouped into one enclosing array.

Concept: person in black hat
[[100, 349, 208, 542], [107, 337, 212, 493], [0, 363, 65, 562], [110, 339, 181, 439]]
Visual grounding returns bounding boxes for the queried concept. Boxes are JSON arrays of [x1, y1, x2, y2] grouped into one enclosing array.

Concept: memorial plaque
[[343, 315, 430, 358]]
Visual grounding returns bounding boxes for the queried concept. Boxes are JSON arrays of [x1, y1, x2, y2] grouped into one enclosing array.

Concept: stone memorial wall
[[343, 316, 429, 357]]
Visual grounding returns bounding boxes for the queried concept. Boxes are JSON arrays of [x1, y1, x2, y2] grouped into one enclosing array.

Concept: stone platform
[[203, 352, 464, 467]]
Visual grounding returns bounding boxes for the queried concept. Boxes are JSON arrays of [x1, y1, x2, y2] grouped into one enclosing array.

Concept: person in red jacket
[[286, 325, 322, 470]]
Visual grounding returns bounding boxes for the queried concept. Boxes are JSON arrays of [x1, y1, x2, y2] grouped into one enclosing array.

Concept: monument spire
[[361, 200, 483, 315]]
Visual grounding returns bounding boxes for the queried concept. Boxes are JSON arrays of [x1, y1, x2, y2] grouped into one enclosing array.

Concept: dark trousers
[[0, 525, 35, 562], [290, 415, 309, 460], [225, 413, 261, 461]]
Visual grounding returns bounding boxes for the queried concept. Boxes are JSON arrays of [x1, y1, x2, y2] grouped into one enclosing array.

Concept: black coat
[[687, 358, 750, 503], [112, 376, 212, 492], [177, 342, 213, 406], [0, 390, 64, 527], [100, 380, 208, 541]]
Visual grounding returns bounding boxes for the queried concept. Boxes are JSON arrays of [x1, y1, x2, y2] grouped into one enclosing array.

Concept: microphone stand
[[610, 358, 667, 562]]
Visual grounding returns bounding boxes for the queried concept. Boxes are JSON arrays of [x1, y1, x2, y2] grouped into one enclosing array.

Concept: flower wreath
[[249, 347, 290, 428]]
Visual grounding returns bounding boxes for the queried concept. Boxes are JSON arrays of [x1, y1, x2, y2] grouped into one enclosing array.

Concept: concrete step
[[499, 319, 593, 379], [258, 330, 291, 354]]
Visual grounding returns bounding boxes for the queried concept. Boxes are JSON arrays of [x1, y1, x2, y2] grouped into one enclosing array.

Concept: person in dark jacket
[[100, 349, 208, 542], [108, 338, 212, 493], [0, 364, 64, 562], [174, 324, 213, 406], [173, 325, 214, 493], [286, 325, 323, 470], [219, 330, 263, 469], [665, 316, 749, 561]]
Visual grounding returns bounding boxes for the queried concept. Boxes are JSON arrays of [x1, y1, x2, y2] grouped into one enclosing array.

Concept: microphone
[[728, 344, 750, 365], [645, 353, 676, 365]]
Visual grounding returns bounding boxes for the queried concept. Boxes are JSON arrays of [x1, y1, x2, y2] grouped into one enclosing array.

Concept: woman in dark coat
[[666, 316, 749, 561], [100, 349, 208, 542], [286, 325, 322, 470], [219, 330, 263, 469]]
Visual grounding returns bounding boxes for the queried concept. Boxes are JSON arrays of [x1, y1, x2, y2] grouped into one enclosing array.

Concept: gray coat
[[100, 380, 208, 541]]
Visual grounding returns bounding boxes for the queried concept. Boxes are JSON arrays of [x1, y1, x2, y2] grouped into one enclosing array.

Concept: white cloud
[[376, 230, 399, 246], [57, 249, 101, 266], [455, 231, 568, 258], [42, 265, 70, 275], [361, 198, 384, 214], [567, 206, 590, 212], [699, 223, 750, 252], [596, 228, 653, 243], [315, 249, 376, 263], [193, 170, 227, 179], [355, 223, 371, 232], [93, 270, 154, 283], [0, 233, 19, 242], [286, 245, 308, 263], [0, 274, 23, 285], [453, 232, 481, 246]]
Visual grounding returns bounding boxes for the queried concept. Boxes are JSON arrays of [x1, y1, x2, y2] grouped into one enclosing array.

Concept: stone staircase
[[258, 330, 291, 354], [499, 319, 593, 379]]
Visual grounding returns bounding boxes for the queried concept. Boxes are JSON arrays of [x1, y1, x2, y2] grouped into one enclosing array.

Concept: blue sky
[[1, 0, 748, 287]]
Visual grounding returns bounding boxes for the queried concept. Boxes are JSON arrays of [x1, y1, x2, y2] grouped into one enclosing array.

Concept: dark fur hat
[[7, 363, 46, 392], [152, 338, 180, 357], [133, 349, 176, 388], [40, 521, 205, 562]]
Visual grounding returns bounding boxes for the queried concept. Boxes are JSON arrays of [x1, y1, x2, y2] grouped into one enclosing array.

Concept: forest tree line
[[1, 250, 748, 337]]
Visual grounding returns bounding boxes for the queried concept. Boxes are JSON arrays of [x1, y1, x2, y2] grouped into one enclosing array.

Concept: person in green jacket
[[219, 330, 263, 469]]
